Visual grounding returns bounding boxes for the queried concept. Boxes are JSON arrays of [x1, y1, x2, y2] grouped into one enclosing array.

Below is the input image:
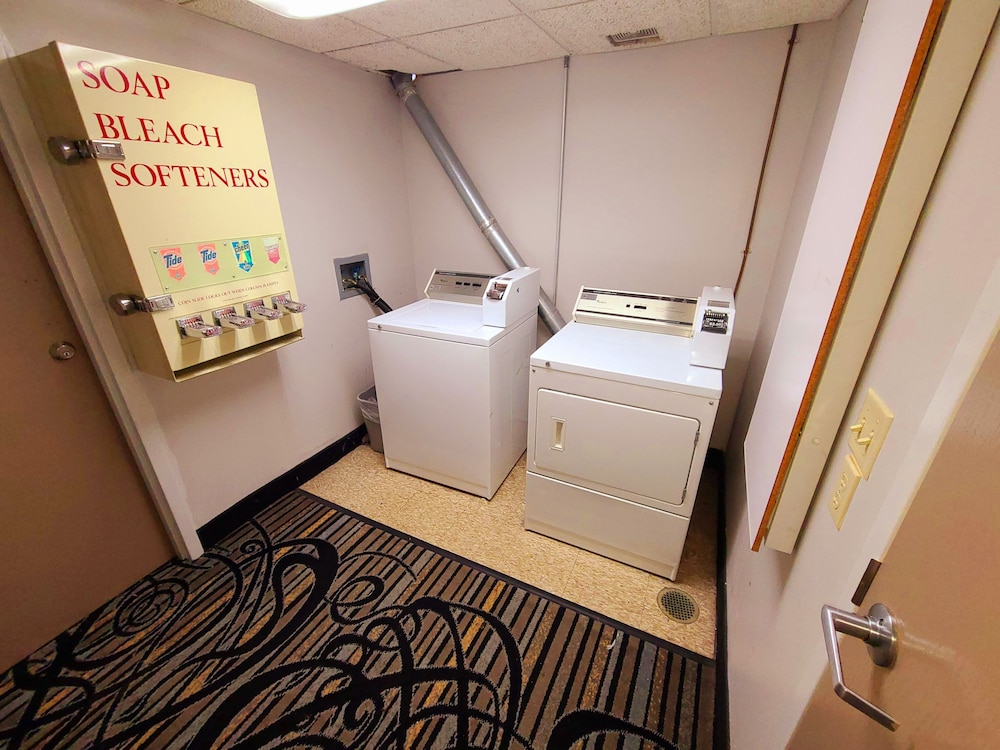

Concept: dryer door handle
[[551, 418, 566, 452]]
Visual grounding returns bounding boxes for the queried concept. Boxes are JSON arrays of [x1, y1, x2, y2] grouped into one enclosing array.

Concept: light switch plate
[[829, 454, 863, 530], [848, 388, 894, 479]]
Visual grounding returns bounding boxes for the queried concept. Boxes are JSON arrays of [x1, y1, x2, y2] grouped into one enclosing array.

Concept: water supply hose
[[344, 274, 392, 313]]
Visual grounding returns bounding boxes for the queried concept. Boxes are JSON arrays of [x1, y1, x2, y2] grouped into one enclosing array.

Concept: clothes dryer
[[369, 267, 540, 499], [525, 286, 734, 579]]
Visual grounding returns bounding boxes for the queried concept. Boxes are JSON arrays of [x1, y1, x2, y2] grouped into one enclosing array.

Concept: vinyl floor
[[304, 446, 719, 659]]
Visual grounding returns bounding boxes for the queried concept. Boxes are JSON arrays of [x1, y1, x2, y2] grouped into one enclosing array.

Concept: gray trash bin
[[357, 386, 383, 453]]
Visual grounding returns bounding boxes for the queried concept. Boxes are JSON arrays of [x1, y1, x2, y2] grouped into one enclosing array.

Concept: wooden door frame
[[0, 30, 202, 558]]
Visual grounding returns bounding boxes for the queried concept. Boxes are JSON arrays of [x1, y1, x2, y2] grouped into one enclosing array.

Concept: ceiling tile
[[531, 0, 712, 55], [165, 0, 854, 74], [181, 0, 386, 52], [404, 15, 568, 71], [343, 0, 521, 38], [711, 0, 849, 35], [328, 41, 454, 74]]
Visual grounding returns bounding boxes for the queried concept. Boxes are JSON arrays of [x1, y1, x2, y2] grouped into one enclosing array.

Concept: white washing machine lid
[[368, 299, 525, 345], [531, 320, 722, 398]]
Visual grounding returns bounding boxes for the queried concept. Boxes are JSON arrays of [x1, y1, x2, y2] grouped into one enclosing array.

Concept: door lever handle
[[821, 603, 899, 731]]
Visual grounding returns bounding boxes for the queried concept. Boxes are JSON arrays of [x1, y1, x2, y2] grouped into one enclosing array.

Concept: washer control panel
[[422, 267, 541, 328], [425, 270, 492, 303]]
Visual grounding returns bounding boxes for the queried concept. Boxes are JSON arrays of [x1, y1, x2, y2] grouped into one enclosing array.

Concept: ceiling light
[[246, 0, 387, 20]]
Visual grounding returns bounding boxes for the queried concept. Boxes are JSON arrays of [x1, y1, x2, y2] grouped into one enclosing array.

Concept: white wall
[[400, 27, 836, 448], [0, 0, 838, 534], [404, 58, 566, 294], [0, 0, 415, 527], [725, 2, 1000, 745], [727, 0, 867, 553]]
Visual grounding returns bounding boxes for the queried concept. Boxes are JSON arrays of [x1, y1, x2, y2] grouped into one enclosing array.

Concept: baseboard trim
[[197, 424, 367, 549], [710, 447, 730, 750]]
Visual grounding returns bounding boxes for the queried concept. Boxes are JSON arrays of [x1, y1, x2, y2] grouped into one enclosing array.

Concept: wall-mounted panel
[[17, 42, 305, 380]]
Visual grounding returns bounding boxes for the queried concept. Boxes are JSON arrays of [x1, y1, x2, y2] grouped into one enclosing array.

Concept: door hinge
[[48, 136, 125, 165], [852, 558, 883, 606]]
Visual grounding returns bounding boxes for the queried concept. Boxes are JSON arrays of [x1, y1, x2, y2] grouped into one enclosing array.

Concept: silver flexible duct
[[390, 72, 566, 334]]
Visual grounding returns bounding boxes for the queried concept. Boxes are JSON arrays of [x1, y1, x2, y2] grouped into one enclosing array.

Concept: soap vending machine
[[16, 42, 305, 381]]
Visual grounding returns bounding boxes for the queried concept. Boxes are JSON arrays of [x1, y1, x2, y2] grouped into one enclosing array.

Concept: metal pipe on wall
[[390, 72, 566, 334], [733, 24, 799, 299], [553, 56, 570, 307]]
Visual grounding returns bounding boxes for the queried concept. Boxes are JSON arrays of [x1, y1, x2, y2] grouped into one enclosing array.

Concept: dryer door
[[532, 389, 699, 510]]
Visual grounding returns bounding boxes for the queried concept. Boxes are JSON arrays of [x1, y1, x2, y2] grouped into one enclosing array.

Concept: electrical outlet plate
[[829, 453, 863, 530], [848, 388, 894, 479], [334, 253, 371, 300]]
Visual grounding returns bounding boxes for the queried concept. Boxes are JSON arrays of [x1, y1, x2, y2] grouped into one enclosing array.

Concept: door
[[533, 389, 700, 509], [0, 156, 174, 671], [787, 331, 1000, 747]]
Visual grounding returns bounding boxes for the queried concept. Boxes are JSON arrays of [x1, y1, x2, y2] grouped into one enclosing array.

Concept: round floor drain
[[657, 587, 699, 624]]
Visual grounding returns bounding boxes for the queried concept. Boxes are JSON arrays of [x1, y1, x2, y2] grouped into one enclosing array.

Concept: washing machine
[[524, 285, 735, 579], [369, 267, 540, 499]]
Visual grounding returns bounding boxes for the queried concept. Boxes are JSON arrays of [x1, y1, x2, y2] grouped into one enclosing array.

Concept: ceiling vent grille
[[607, 27, 661, 47]]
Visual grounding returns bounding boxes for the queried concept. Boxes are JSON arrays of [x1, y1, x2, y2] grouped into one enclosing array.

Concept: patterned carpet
[[0, 491, 714, 749]]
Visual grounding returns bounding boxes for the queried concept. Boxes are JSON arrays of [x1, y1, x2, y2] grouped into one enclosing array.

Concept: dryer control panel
[[573, 288, 698, 336], [572, 285, 736, 370]]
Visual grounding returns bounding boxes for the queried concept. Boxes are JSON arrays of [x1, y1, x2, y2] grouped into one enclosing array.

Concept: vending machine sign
[[17, 42, 304, 380], [150, 235, 290, 291], [199, 243, 219, 275], [232, 240, 254, 273], [264, 236, 282, 265], [158, 247, 186, 281]]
